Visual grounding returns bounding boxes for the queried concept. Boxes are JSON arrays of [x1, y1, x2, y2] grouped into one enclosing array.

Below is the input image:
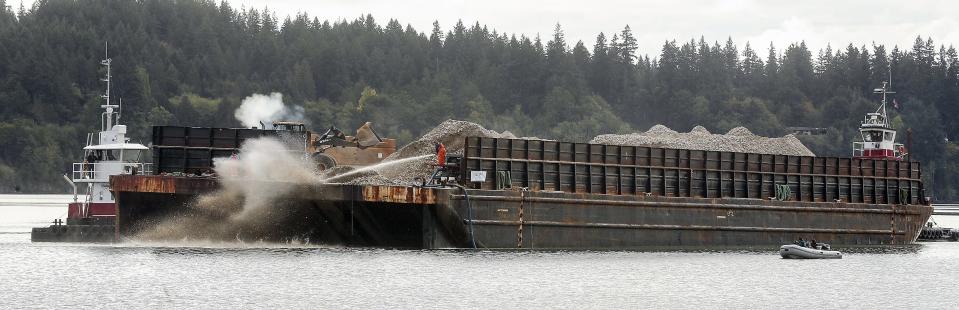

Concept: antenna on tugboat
[[99, 41, 119, 131], [872, 79, 895, 117], [888, 63, 892, 90]]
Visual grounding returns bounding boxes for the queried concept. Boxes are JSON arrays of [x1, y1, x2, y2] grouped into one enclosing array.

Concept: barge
[[111, 133, 932, 248], [31, 50, 930, 248], [104, 80, 932, 249]]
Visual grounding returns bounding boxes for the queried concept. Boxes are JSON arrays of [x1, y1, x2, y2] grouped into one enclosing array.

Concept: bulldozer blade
[[354, 122, 383, 148]]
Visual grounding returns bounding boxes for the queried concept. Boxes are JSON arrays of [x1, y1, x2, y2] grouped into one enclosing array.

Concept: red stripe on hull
[[855, 149, 898, 160], [68, 202, 116, 219]]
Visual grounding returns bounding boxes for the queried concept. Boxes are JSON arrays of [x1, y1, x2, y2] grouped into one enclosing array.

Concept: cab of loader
[[310, 122, 396, 170], [272, 121, 307, 132]]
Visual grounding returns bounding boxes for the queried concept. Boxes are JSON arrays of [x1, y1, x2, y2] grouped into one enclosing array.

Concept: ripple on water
[[4, 201, 959, 309]]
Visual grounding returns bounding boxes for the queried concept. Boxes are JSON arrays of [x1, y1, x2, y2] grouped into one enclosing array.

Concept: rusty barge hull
[[440, 189, 931, 248], [110, 175, 931, 249], [109, 135, 933, 249]]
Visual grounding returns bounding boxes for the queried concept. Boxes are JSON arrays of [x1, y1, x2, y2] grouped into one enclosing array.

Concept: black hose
[[451, 184, 477, 249], [413, 179, 478, 249]]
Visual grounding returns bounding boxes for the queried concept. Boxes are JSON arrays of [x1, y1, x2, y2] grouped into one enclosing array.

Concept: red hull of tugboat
[[67, 202, 116, 218]]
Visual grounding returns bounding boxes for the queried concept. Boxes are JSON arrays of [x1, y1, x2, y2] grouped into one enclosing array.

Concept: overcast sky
[[232, 0, 959, 57], [25, 0, 959, 57]]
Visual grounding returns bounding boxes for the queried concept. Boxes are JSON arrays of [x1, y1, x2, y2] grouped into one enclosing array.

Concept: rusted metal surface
[[110, 175, 218, 194], [435, 188, 933, 249], [516, 189, 526, 248], [111, 177, 436, 204], [469, 220, 907, 235], [359, 185, 437, 204], [450, 194, 926, 215]]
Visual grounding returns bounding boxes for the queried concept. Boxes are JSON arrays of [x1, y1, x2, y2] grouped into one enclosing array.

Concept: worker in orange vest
[[435, 142, 447, 167]]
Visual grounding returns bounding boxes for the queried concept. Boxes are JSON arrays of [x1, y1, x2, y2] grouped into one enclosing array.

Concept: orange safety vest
[[436, 143, 447, 166]]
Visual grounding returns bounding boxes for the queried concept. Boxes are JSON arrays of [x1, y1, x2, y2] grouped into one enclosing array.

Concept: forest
[[0, 0, 957, 201]]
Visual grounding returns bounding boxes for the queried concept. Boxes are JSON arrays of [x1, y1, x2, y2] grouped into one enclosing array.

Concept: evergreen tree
[[0, 0, 957, 200], [739, 42, 764, 91], [589, 32, 611, 96], [618, 25, 638, 65]]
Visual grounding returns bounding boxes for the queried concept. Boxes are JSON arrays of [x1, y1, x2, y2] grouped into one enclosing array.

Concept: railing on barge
[[461, 137, 925, 205]]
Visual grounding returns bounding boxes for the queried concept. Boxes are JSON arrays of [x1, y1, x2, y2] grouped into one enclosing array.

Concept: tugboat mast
[[873, 80, 895, 122], [100, 42, 119, 132], [874, 66, 896, 124]]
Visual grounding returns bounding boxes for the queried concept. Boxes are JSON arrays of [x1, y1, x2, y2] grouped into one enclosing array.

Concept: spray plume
[[134, 137, 323, 243], [212, 138, 322, 220], [133, 137, 430, 244]]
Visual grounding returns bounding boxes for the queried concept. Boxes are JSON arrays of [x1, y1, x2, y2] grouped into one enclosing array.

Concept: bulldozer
[[297, 121, 396, 170]]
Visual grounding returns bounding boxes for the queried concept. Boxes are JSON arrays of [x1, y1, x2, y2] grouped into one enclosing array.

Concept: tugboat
[[31, 47, 150, 242], [779, 80, 910, 258], [853, 81, 907, 160]]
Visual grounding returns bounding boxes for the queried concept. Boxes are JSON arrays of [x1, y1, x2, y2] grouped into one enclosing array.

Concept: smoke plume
[[234, 92, 304, 128]]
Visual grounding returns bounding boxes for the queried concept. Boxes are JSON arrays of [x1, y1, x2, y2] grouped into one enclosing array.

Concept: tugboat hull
[[30, 224, 116, 243], [31, 202, 118, 243]]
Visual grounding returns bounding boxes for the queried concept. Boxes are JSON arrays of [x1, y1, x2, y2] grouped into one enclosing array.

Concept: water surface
[[2, 194, 957, 309]]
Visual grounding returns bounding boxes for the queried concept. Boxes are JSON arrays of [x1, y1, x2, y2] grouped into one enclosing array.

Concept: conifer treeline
[[0, 0, 956, 200]]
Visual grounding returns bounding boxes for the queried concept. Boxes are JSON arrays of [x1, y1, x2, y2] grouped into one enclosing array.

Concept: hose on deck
[[450, 184, 477, 249]]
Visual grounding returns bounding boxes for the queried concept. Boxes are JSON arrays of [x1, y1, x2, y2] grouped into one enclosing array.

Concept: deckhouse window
[[864, 131, 883, 142], [105, 150, 119, 161], [122, 150, 141, 162], [884, 132, 893, 141]]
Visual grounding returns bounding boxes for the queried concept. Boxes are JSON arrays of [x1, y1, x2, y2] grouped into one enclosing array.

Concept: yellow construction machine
[[273, 121, 396, 170]]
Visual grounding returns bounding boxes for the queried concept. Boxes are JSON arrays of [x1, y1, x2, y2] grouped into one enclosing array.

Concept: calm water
[[2, 194, 959, 309]]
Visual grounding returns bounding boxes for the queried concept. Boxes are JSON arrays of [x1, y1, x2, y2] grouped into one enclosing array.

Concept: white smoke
[[234, 92, 304, 128]]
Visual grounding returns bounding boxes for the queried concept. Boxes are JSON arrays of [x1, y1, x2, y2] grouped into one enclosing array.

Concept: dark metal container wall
[[437, 189, 932, 249], [462, 137, 925, 205], [151, 126, 309, 175]]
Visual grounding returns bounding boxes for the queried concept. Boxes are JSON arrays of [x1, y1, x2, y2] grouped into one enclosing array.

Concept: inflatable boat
[[779, 244, 842, 259]]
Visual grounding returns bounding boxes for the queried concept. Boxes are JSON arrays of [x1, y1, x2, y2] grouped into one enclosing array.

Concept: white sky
[[22, 0, 959, 57]]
